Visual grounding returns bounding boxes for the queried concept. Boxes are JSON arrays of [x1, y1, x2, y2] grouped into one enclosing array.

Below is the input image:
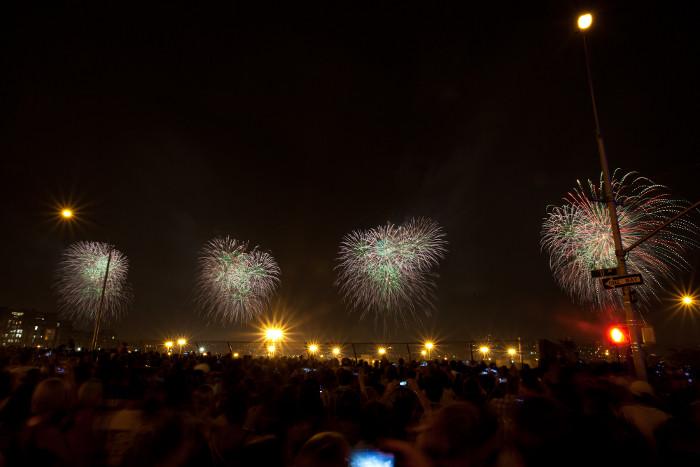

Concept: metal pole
[[90, 248, 113, 351], [582, 34, 647, 380], [518, 337, 523, 368], [352, 343, 358, 363], [469, 343, 474, 362], [405, 343, 412, 361]]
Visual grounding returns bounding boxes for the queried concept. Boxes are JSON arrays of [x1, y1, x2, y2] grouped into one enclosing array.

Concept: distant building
[[0, 307, 65, 347]]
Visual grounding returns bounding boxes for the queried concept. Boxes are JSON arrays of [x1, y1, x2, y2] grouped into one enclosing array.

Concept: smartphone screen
[[350, 449, 394, 467]]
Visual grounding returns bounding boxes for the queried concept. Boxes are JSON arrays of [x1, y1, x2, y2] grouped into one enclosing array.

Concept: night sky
[[2, 2, 699, 345]]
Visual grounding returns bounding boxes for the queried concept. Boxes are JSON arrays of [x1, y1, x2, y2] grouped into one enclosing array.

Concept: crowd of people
[[0, 345, 698, 466]]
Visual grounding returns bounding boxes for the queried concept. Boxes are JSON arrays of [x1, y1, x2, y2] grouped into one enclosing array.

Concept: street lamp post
[[577, 13, 647, 380], [424, 341, 434, 360]]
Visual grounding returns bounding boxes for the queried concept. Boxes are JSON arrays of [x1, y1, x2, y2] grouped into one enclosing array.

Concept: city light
[[507, 348, 517, 357], [479, 345, 490, 355], [577, 13, 593, 30], [199, 347, 205, 353], [420, 349, 427, 357], [265, 327, 284, 342], [164, 340, 174, 350], [60, 208, 74, 219], [267, 344, 276, 354], [332, 346, 341, 356], [681, 294, 695, 306], [177, 338, 187, 346], [424, 341, 434, 350], [308, 343, 319, 354], [233, 352, 239, 358], [378, 347, 387, 356]]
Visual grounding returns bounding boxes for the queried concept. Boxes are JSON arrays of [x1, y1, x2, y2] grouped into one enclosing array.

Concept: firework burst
[[541, 171, 699, 310], [55, 241, 131, 323], [336, 217, 447, 323], [196, 236, 280, 323]]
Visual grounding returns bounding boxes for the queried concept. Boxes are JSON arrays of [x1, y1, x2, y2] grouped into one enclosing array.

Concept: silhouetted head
[[295, 432, 350, 467], [32, 378, 69, 416]]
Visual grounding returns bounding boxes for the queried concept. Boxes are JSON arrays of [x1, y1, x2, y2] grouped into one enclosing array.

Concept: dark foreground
[[0, 347, 698, 466]]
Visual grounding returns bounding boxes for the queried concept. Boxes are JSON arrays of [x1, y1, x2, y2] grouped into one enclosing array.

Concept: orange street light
[[577, 13, 593, 31], [265, 327, 284, 342]]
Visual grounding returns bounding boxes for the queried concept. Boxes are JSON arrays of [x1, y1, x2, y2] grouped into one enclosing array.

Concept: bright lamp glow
[[308, 344, 319, 353], [507, 348, 517, 357], [332, 346, 341, 356], [378, 347, 387, 355], [577, 13, 593, 30], [265, 328, 283, 342], [177, 338, 187, 346], [267, 344, 276, 353], [424, 341, 434, 350], [420, 349, 427, 356], [164, 341, 174, 349], [479, 346, 490, 354], [681, 295, 695, 306], [61, 208, 74, 219]]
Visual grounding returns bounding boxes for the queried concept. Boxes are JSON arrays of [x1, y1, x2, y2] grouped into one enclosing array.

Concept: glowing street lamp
[[479, 346, 490, 359], [332, 346, 341, 357], [265, 327, 284, 343], [177, 338, 187, 354], [308, 343, 319, 356], [507, 347, 517, 360], [577, 13, 593, 31], [60, 208, 74, 220], [233, 352, 239, 358], [164, 341, 174, 353], [420, 349, 427, 358], [267, 344, 276, 355], [424, 341, 434, 359], [377, 347, 387, 356], [681, 295, 695, 306]]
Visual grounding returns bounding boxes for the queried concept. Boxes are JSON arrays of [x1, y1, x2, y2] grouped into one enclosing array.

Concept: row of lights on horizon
[[163, 308, 696, 360], [163, 329, 524, 360]]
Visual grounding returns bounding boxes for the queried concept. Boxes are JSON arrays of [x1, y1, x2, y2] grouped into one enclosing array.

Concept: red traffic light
[[608, 326, 627, 345]]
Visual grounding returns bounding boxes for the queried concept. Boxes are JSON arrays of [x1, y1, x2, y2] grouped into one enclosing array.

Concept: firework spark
[[336, 217, 447, 322], [196, 236, 280, 323], [541, 171, 699, 310], [55, 241, 131, 323]]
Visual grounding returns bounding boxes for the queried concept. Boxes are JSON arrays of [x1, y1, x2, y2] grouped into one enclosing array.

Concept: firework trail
[[55, 241, 131, 323], [541, 170, 699, 310], [196, 236, 280, 323], [336, 217, 447, 323]]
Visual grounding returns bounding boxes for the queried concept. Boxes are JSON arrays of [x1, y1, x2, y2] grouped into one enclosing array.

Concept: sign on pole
[[601, 274, 643, 290], [591, 267, 618, 278]]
